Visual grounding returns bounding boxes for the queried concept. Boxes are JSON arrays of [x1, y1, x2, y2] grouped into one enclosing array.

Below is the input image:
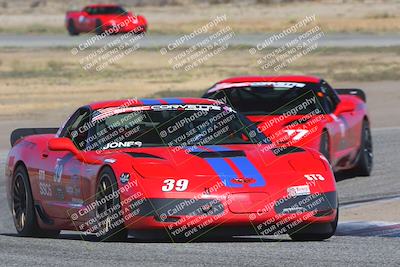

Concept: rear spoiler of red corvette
[[10, 128, 59, 147], [335, 88, 366, 102]]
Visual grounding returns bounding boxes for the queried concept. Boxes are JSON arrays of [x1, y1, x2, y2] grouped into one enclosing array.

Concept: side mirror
[[48, 137, 78, 153], [334, 100, 356, 115], [48, 138, 101, 164]]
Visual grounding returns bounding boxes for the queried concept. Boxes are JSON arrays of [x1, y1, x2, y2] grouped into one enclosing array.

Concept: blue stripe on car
[[188, 146, 266, 188], [140, 99, 162, 105], [229, 157, 266, 187], [162, 98, 184, 104], [204, 158, 242, 188], [203, 145, 229, 151]]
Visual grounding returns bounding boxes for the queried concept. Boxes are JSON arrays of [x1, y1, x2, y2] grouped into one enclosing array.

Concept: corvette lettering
[[151, 104, 222, 111], [92, 105, 232, 122]]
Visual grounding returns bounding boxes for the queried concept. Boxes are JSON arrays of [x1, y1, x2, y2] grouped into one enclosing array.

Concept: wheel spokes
[[96, 174, 117, 235], [13, 175, 28, 231]]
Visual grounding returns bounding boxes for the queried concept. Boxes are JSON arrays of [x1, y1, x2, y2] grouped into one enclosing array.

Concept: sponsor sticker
[[287, 185, 311, 197], [54, 159, 63, 183], [38, 170, 45, 181], [39, 182, 52, 197], [54, 185, 65, 200], [120, 173, 130, 184]]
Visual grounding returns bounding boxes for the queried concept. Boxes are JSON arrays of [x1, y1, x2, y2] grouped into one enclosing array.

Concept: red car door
[[39, 108, 90, 220]]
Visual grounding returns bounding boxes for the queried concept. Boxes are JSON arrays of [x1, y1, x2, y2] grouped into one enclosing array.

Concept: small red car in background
[[66, 4, 147, 35], [203, 76, 373, 177]]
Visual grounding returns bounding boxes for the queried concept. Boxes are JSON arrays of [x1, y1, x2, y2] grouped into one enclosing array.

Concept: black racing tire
[[319, 130, 331, 163], [67, 19, 79, 36], [289, 208, 338, 241], [12, 165, 60, 238], [133, 25, 146, 34], [95, 167, 128, 242], [95, 19, 104, 35], [350, 120, 373, 176]]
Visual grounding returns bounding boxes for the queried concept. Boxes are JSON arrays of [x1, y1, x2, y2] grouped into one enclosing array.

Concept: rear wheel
[[12, 165, 60, 238], [351, 120, 373, 176], [289, 208, 338, 241], [67, 19, 79, 36], [95, 167, 127, 242]]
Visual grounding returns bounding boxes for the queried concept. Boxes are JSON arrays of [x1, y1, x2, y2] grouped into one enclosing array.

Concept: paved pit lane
[[0, 33, 400, 48]]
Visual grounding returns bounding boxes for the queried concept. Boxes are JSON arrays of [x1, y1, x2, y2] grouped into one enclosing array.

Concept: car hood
[[99, 144, 319, 180]]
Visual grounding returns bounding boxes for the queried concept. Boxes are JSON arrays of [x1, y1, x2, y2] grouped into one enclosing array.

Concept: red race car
[[203, 76, 373, 176], [6, 98, 337, 242], [66, 4, 147, 35]]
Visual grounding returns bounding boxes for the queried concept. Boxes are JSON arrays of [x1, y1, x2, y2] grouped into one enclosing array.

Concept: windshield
[[85, 104, 269, 151], [204, 82, 325, 115], [87, 6, 127, 15]]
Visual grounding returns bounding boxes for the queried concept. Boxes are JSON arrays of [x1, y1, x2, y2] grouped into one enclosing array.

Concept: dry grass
[[0, 45, 399, 147], [0, 46, 399, 119], [1, 1, 400, 34]]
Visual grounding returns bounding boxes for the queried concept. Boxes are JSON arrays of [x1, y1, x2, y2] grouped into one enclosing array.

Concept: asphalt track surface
[[1, 33, 400, 48], [0, 127, 399, 266]]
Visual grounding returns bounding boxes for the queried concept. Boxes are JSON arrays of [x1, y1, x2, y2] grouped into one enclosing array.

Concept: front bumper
[[104, 24, 147, 34], [123, 191, 337, 239]]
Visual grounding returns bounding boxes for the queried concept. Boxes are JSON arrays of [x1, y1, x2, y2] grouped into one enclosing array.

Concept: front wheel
[[95, 167, 127, 242], [12, 165, 60, 238]]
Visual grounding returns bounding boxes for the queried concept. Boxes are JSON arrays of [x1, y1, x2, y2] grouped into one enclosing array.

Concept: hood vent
[[273, 146, 305, 156], [190, 150, 245, 158], [125, 152, 164, 160]]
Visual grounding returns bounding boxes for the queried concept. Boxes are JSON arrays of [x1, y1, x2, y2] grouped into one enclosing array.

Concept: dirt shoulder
[[341, 199, 400, 222]]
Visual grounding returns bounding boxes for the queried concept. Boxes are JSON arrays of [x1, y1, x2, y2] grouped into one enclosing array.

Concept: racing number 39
[[162, 179, 189, 192]]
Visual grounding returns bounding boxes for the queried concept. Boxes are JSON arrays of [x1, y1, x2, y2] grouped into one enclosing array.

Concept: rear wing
[[10, 128, 59, 147], [335, 88, 366, 102]]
